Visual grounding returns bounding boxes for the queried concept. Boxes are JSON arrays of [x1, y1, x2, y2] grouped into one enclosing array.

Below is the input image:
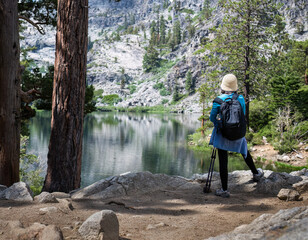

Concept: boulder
[[277, 188, 302, 201], [293, 179, 308, 193], [255, 172, 302, 195], [0, 185, 7, 192], [34, 192, 58, 203], [205, 206, 308, 240], [78, 210, 119, 240], [0, 182, 33, 202], [71, 172, 201, 200]]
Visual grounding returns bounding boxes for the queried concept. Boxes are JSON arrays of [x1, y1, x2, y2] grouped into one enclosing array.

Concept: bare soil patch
[[250, 143, 308, 167], [0, 187, 308, 240]]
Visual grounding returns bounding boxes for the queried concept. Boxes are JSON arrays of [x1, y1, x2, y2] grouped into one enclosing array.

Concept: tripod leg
[[203, 148, 216, 193]]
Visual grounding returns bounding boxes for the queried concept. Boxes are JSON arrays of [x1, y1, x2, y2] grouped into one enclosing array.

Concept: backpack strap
[[213, 97, 224, 105], [232, 92, 239, 100]]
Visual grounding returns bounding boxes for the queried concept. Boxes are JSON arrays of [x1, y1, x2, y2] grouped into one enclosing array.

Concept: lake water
[[27, 111, 215, 187]]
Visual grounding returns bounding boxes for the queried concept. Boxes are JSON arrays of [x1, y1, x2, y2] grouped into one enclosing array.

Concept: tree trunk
[[43, 0, 88, 193], [0, 0, 20, 186], [244, 0, 251, 130]]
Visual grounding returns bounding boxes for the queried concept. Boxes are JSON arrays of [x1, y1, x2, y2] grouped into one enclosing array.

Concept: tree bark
[[43, 0, 88, 193], [0, 0, 20, 186]]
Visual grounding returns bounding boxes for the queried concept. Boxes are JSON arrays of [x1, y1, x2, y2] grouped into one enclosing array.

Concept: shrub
[[181, 8, 194, 14], [160, 88, 171, 96], [20, 136, 44, 196], [249, 99, 271, 132], [153, 82, 164, 90], [101, 94, 122, 105], [161, 99, 169, 105], [129, 84, 137, 94]]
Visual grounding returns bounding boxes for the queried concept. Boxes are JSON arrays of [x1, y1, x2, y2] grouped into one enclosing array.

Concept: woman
[[209, 74, 263, 198]]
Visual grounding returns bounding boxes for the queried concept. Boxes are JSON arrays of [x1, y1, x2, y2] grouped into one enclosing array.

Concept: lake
[[27, 111, 212, 187]]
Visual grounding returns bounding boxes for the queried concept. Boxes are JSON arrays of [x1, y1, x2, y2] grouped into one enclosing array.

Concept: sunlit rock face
[[21, 0, 307, 112]]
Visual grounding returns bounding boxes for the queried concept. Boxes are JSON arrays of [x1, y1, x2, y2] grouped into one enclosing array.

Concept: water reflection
[[28, 111, 207, 187]]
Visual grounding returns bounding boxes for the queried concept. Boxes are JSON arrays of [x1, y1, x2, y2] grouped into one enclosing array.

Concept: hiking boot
[[215, 188, 230, 198], [253, 168, 264, 182]]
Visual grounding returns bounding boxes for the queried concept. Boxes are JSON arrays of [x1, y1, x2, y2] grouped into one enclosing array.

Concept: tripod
[[203, 148, 216, 193]]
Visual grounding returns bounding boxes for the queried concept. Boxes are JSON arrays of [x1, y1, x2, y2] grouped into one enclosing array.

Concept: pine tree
[[120, 68, 126, 89], [173, 20, 181, 45], [160, 15, 166, 44], [185, 70, 193, 92], [143, 44, 160, 72], [187, 15, 195, 39], [205, 0, 283, 128], [202, 0, 212, 19]]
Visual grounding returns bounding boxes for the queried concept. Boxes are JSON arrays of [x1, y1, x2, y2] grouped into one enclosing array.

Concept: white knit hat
[[221, 74, 238, 92]]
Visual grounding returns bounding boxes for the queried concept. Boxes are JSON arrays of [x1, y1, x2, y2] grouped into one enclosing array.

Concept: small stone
[[39, 207, 58, 215], [58, 199, 73, 214], [52, 192, 70, 199], [79, 210, 119, 240], [295, 154, 304, 159], [34, 192, 58, 203], [277, 188, 302, 201], [282, 156, 291, 162], [146, 222, 166, 230]]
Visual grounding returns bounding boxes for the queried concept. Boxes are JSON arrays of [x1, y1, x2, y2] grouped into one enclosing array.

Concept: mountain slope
[[21, 0, 308, 112]]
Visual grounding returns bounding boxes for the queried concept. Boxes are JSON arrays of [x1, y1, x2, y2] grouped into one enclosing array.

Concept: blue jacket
[[209, 93, 248, 157]]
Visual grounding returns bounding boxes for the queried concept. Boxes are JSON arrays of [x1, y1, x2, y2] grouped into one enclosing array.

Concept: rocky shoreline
[[0, 170, 308, 239]]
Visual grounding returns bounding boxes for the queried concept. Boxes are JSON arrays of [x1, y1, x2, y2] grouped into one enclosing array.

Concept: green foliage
[[197, 81, 219, 136], [186, 15, 196, 39], [129, 84, 137, 94], [101, 94, 122, 105], [21, 65, 54, 111], [172, 83, 180, 102], [201, 0, 213, 20], [18, 0, 57, 27], [143, 44, 160, 72], [160, 15, 166, 44], [185, 70, 194, 92], [173, 20, 181, 45], [160, 88, 171, 96], [94, 89, 104, 97], [204, 0, 285, 128], [20, 136, 43, 196], [181, 8, 194, 15], [161, 99, 169, 105], [249, 100, 271, 132], [153, 82, 164, 90], [84, 85, 97, 114]]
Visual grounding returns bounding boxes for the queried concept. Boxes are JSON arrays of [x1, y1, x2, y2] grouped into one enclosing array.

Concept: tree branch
[[19, 15, 45, 35]]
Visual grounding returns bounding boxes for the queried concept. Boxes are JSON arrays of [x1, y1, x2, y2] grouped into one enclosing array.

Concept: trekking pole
[[203, 148, 216, 193]]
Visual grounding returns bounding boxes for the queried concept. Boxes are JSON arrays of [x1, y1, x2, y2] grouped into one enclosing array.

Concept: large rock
[[0, 182, 33, 202], [71, 172, 201, 200], [78, 210, 119, 240], [255, 172, 302, 195], [206, 206, 308, 240], [0, 185, 7, 192]]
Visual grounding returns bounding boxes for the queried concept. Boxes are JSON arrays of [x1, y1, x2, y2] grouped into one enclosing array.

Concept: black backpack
[[213, 93, 246, 140]]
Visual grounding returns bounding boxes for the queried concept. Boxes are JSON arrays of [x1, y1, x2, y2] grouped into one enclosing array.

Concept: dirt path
[[1, 188, 308, 240]]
